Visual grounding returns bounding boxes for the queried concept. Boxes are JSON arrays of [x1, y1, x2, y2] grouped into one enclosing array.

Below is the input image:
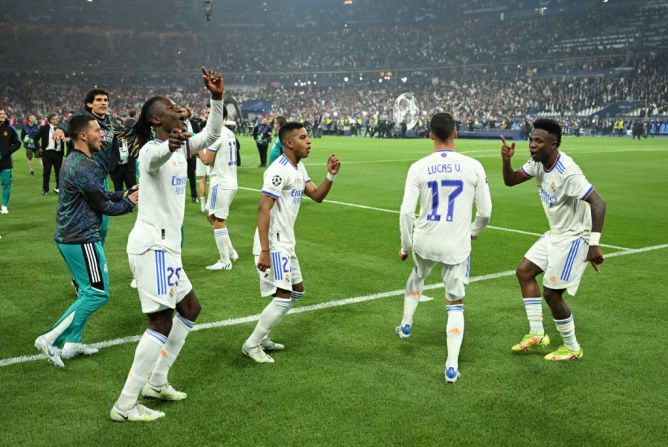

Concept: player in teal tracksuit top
[[267, 116, 287, 166], [0, 108, 21, 213], [34, 115, 138, 368]]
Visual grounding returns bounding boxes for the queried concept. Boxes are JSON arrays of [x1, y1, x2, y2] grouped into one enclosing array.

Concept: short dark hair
[[128, 110, 137, 118], [279, 122, 305, 145], [532, 118, 561, 147], [84, 88, 110, 111], [430, 112, 456, 141], [69, 115, 96, 141], [47, 113, 57, 122], [275, 116, 287, 128]]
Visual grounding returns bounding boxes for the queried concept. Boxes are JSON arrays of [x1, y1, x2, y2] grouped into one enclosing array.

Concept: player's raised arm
[[187, 67, 224, 153], [256, 194, 276, 272], [304, 153, 340, 203], [584, 189, 606, 271], [500, 135, 531, 186], [201, 66, 224, 100]]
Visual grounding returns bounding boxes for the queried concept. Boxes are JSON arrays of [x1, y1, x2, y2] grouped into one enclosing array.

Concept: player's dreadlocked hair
[[532, 118, 562, 147], [117, 96, 165, 157]]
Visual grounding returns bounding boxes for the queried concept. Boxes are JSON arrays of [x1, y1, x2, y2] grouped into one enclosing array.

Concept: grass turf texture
[[1, 135, 667, 446]]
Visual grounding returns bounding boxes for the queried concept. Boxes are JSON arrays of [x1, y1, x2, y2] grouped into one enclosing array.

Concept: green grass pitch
[[1, 135, 667, 446]]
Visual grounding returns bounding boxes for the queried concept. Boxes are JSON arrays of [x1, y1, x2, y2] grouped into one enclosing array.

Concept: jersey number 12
[[427, 180, 463, 222]]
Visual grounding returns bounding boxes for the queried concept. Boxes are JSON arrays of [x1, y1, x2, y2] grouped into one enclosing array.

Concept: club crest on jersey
[[549, 181, 557, 193], [272, 175, 282, 186], [440, 152, 448, 158]]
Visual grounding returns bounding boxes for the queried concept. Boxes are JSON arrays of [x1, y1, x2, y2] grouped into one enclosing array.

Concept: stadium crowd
[[1, 0, 666, 135], [2, 54, 666, 135]]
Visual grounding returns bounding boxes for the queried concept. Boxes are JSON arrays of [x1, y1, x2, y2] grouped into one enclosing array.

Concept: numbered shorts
[[524, 233, 589, 296], [411, 253, 470, 301], [207, 185, 236, 219], [129, 249, 193, 313], [196, 158, 211, 177], [255, 248, 303, 297]]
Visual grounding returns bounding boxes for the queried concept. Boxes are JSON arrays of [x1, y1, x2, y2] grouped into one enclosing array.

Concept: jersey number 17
[[427, 180, 463, 222]]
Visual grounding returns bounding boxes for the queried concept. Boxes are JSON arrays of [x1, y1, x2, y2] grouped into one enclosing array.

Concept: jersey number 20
[[427, 180, 463, 222]]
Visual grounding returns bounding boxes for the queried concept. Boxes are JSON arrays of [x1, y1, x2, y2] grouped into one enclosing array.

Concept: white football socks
[[402, 268, 424, 326], [246, 298, 293, 347], [401, 295, 420, 327], [116, 329, 166, 411], [554, 314, 580, 351], [225, 230, 236, 256], [213, 228, 231, 264], [148, 314, 194, 388], [445, 304, 464, 370], [523, 297, 545, 335]]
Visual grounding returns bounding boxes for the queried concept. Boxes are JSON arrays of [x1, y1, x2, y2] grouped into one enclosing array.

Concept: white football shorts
[[207, 185, 236, 220], [255, 246, 303, 297], [524, 232, 589, 296], [129, 249, 192, 313], [411, 253, 470, 301]]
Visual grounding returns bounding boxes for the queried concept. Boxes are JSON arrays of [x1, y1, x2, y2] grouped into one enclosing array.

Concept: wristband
[[589, 232, 601, 246], [326, 172, 336, 182]]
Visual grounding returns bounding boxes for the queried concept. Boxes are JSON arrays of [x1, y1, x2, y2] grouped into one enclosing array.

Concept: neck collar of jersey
[[544, 152, 561, 173], [280, 154, 298, 170]]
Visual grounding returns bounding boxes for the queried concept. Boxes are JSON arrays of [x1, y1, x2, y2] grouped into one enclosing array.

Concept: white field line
[[236, 186, 631, 250], [2, 243, 667, 368]]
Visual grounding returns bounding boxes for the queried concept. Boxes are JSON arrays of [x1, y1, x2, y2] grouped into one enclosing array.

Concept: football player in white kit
[[501, 118, 606, 361], [109, 67, 224, 422], [198, 105, 239, 270], [242, 122, 341, 364], [195, 107, 212, 213], [397, 112, 492, 383]]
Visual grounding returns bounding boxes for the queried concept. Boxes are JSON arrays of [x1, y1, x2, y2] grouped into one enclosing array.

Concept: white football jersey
[[400, 150, 492, 264], [127, 99, 223, 255], [252, 154, 311, 254], [208, 126, 238, 190], [521, 151, 593, 243]]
